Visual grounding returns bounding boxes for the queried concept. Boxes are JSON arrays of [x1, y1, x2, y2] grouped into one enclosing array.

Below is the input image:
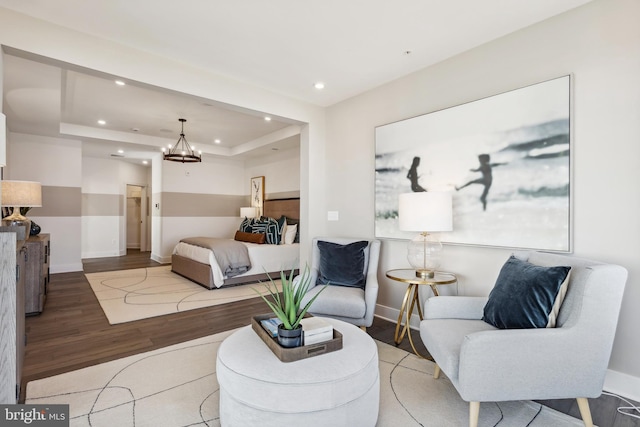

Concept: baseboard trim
[[604, 369, 640, 403], [375, 304, 640, 403], [151, 253, 171, 264], [82, 250, 122, 259], [50, 262, 83, 274], [375, 303, 421, 330]]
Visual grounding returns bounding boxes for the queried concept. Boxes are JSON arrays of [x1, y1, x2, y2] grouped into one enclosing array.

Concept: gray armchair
[[299, 237, 381, 329], [419, 251, 627, 427]]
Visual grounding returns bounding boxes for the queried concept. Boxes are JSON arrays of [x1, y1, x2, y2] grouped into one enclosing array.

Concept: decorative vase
[[277, 324, 303, 348], [30, 220, 41, 236]]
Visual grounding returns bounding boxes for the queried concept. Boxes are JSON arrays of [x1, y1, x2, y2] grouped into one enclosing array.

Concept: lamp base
[[407, 233, 442, 279], [4, 207, 27, 222], [415, 269, 435, 279]]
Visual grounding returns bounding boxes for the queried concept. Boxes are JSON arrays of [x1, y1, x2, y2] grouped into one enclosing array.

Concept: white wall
[[81, 157, 149, 258], [154, 155, 245, 261], [245, 145, 301, 197], [325, 0, 640, 399], [6, 133, 83, 273], [0, 6, 325, 269], [161, 155, 245, 195], [0, 8, 326, 260], [154, 147, 302, 262]]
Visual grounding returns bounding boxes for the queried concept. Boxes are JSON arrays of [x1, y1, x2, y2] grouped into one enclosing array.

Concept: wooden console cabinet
[[24, 233, 50, 316]]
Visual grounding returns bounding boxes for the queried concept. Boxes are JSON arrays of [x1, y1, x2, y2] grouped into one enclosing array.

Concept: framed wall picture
[[251, 176, 265, 216], [375, 75, 572, 252]]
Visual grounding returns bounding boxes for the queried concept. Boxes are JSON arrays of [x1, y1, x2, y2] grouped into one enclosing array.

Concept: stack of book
[[260, 318, 280, 338], [300, 317, 333, 345], [259, 316, 334, 346]]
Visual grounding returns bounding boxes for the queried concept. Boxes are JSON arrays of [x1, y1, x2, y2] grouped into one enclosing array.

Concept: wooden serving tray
[[251, 314, 343, 363]]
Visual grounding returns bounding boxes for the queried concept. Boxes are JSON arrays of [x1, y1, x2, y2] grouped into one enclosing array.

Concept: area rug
[[26, 329, 584, 427], [85, 266, 281, 325]]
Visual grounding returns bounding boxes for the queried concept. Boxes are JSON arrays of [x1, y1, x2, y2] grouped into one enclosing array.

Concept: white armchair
[[419, 251, 627, 427], [298, 237, 381, 328]]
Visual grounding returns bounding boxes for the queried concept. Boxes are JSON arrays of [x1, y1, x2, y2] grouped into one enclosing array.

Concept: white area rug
[[26, 329, 585, 427], [85, 266, 280, 325]]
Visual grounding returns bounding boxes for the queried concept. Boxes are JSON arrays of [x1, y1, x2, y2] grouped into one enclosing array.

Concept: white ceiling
[[0, 0, 594, 164]]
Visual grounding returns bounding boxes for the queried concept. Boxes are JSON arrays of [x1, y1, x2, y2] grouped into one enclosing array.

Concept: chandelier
[[162, 118, 202, 163]]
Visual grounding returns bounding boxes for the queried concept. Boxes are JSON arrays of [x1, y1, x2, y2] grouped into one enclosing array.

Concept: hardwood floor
[[21, 250, 639, 426]]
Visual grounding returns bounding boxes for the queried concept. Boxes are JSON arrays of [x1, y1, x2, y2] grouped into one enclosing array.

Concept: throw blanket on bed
[[180, 237, 251, 278]]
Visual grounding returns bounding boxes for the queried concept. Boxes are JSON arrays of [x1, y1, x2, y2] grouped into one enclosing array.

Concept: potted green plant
[[253, 266, 326, 348]]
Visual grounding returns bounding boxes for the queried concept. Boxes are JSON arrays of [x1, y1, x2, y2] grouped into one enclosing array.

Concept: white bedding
[[173, 241, 300, 288]]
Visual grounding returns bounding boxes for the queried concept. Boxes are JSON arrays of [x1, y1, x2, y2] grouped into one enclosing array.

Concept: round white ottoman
[[216, 317, 379, 427]]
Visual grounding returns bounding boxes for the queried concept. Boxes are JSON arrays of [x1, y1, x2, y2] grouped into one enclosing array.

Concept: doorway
[[126, 184, 148, 252]]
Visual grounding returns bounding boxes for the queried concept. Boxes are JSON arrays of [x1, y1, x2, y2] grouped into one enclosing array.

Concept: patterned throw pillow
[[251, 217, 284, 245], [277, 215, 287, 243], [239, 217, 254, 233]]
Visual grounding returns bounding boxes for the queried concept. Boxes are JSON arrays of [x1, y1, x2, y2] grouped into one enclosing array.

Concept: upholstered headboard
[[263, 198, 299, 220]]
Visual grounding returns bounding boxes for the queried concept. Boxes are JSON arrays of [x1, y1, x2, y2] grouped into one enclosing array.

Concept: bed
[[171, 198, 300, 289]]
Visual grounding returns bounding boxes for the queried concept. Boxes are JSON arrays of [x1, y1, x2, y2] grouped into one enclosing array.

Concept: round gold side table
[[385, 269, 457, 358]]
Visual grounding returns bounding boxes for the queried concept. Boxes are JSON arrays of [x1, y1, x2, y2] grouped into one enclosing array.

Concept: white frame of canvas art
[[374, 75, 572, 252]]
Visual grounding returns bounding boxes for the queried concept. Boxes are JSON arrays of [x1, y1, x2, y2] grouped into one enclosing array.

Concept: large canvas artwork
[[375, 75, 571, 251]]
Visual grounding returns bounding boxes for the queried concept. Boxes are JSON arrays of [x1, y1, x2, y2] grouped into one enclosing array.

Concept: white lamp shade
[[240, 206, 258, 218], [1, 180, 42, 207], [398, 192, 452, 232]]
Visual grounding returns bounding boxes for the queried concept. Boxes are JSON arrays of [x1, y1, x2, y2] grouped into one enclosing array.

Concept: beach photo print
[[375, 75, 571, 251]]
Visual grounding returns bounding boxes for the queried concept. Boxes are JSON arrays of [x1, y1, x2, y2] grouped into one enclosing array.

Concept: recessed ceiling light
[[264, 116, 271, 122], [117, 149, 124, 154], [314, 82, 325, 90], [97, 119, 106, 125], [214, 139, 221, 144], [115, 80, 126, 86], [142, 160, 148, 165]]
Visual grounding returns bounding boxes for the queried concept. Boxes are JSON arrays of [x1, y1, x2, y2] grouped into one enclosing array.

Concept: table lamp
[[398, 192, 452, 278], [1, 180, 42, 223], [240, 207, 259, 218]]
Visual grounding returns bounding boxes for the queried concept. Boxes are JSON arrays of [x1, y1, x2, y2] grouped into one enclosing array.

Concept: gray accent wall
[[29, 186, 81, 217], [160, 193, 247, 217], [81, 193, 121, 216]]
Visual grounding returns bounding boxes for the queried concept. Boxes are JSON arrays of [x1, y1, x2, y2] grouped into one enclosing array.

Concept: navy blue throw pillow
[[483, 256, 571, 329], [317, 240, 368, 289]]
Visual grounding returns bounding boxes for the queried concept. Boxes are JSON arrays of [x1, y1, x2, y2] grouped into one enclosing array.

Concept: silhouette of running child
[[456, 154, 505, 211], [407, 156, 427, 192]]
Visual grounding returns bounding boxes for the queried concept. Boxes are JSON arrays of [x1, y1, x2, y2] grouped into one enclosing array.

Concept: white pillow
[[283, 224, 297, 245]]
